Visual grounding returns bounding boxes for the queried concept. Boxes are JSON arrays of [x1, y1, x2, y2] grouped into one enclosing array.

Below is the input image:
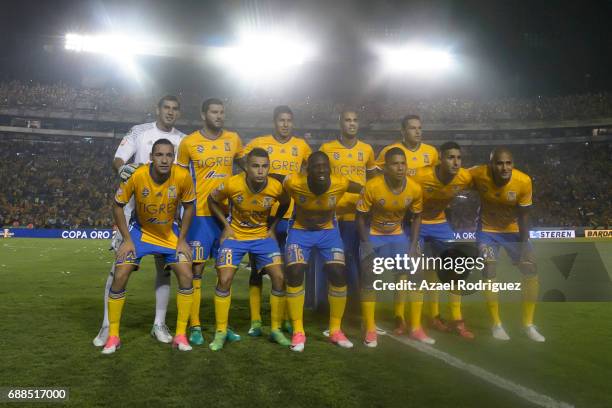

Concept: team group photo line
[[94, 93, 545, 355]]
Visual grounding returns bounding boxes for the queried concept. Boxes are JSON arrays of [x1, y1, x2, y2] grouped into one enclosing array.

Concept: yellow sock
[[522, 276, 539, 326], [249, 285, 262, 322], [409, 290, 424, 331], [425, 270, 440, 317], [270, 289, 284, 331], [214, 287, 231, 333], [189, 274, 202, 327], [328, 285, 347, 333], [176, 287, 194, 336], [394, 290, 406, 321], [286, 285, 305, 334], [449, 292, 463, 321], [484, 279, 501, 326], [361, 289, 376, 332], [108, 289, 126, 337]]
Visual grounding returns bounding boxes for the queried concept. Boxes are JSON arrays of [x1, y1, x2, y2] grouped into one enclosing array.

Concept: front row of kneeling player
[[101, 139, 545, 354]]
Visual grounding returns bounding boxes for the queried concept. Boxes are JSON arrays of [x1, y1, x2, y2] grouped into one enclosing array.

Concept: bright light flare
[[64, 33, 160, 57], [211, 30, 317, 80], [377, 44, 456, 76]]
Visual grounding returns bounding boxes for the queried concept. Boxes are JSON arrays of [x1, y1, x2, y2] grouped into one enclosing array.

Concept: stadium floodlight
[[376, 44, 456, 76], [210, 29, 317, 80], [64, 33, 161, 57]]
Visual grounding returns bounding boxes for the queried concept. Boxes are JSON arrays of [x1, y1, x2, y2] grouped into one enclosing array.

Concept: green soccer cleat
[[226, 328, 242, 342], [281, 320, 293, 335], [209, 331, 227, 351], [248, 320, 263, 337], [269, 329, 291, 346], [189, 326, 204, 345]]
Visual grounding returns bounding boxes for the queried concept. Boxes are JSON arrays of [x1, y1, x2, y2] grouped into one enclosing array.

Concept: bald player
[[470, 147, 545, 342]]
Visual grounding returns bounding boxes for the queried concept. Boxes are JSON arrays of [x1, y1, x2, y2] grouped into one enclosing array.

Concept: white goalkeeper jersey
[[114, 122, 185, 223]]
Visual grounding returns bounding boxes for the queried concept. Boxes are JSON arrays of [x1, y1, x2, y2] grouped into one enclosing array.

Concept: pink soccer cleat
[[173, 334, 192, 351], [363, 331, 378, 348], [409, 328, 436, 345], [101, 335, 121, 355], [330, 330, 354, 349], [290, 332, 306, 352]]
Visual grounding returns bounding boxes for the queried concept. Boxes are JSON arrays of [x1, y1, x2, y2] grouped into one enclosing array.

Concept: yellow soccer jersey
[[177, 129, 243, 216], [412, 166, 473, 224], [320, 139, 376, 221], [376, 142, 438, 176], [115, 164, 195, 248], [243, 135, 311, 219], [356, 175, 423, 235], [469, 165, 533, 233], [283, 174, 349, 230], [210, 173, 284, 240]]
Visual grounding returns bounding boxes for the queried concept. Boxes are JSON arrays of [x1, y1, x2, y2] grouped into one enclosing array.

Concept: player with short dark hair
[[93, 95, 185, 347], [470, 147, 545, 342], [207, 147, 292, 350], [239, 105, 311, 337], [177, 98, 244, 346], [356, 148, 428, 347], [283, 151, 363, 352], [412, 141, 475, 339], [102, 140, 195, 354]]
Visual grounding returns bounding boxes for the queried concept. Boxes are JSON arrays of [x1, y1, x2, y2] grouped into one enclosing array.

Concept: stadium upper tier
[[1, 81, 612, 129]]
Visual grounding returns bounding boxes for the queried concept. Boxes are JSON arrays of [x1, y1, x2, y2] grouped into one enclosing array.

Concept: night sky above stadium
[[1, 0, 611, 97]]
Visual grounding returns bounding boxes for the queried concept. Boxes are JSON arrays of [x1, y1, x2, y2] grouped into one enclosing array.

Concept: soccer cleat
[[248, 320, 263, 337], [430, 315, 451, 332], [375, 325, 387, 336], [281, 320, 294, 335], [409, 328, 436, 345], [452, 320, 475, 340], [524, 325, 546, 343], [93, 326, 109, 347], [492, 324, 511, 341], [269, 329, 291, 346], [101, 336, 121, 355], [151, 324, 173, 344], [290, 332, 306, 352], [209, 331, 227, 351], [189, 326, 204, 345], [330, 330, 354, 349], [172, 334, 192, 351], [226, 328, 241, 342], [363, 331, 378, 348], [322, 329, 330, 337], [393, 317, 407, 335]]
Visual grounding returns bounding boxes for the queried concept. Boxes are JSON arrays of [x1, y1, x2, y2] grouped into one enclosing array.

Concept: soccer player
[[375, 114, 438, 332], [102, 139, 195, 354], [240, 105, 311, 337], [207, 148, 292, 350], [376, 114, 438, 176], [412, 142, 474, 339], [470, 147, 545, 342], [356, 147, 429, 347], [93, 95, 185, 347], [283, 151, 363, 352], [177, 98, 243, 345]]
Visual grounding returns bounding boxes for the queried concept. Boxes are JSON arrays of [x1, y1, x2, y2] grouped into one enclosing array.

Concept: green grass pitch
[[0, 238, 611, 407]]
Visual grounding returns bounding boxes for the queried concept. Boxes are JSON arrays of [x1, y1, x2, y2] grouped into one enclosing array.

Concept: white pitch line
[[385, 332, 574, 408]]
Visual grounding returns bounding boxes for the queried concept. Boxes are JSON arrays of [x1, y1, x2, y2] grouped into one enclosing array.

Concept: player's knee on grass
[[216, 267, 236, 291], [112, 265, 135, 291], [264, 264, 285, 292], [285, 264, 305, 287], [172, 263, 193, 288], [360, 260, 377, 291], [326, 263, 347, 287], [154, 254, 171, 279], [192, 262, 206, 277], [482, 261, 497, 279]]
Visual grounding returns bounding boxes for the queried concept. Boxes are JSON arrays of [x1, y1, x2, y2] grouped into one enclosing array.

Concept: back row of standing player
[[95, 95, 545, 353]]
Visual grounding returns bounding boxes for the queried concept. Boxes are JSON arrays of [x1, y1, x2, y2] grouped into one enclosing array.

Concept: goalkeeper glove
[[118, 163, 139, 182]]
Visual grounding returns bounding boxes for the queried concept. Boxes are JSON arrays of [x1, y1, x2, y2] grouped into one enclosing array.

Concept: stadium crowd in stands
[[0, 135, 609, 230], [2, 80, 612, 124]]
